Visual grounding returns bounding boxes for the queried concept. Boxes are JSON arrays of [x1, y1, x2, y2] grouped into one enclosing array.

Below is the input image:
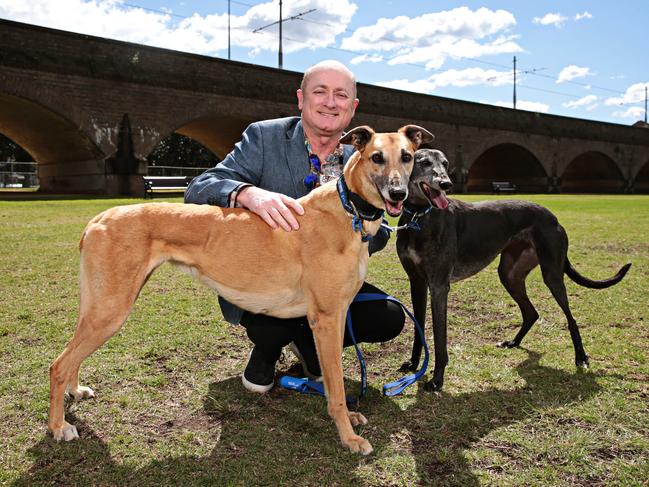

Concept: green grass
[[1, 194, 647, 486]]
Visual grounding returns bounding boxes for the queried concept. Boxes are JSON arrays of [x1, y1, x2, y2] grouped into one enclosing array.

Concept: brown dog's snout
[[388, 187, 408, 201]]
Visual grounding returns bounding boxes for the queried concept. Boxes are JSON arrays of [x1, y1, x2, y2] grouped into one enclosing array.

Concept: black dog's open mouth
[[384, 199, 404, 217], [420, 182, 449, 209]]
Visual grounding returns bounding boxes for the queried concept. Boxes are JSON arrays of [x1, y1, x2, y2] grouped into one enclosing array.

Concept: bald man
[[185, 60, 404, 393]]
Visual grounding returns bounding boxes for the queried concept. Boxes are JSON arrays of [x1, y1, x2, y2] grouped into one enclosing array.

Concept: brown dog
[[48, 124, 434, 455]]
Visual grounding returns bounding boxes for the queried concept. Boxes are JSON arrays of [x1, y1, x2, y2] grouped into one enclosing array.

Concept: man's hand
[[237, 186, 304, 231]]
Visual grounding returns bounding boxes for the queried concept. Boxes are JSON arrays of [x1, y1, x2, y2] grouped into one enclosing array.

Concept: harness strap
[[279, 293, 429, 405], [381, 204, 434, 233]]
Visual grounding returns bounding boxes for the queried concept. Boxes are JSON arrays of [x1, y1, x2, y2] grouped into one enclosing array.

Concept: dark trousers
[[240, 282, 405, 364]]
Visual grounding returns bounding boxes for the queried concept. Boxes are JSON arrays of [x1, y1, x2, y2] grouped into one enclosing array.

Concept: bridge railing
[[0, 161, 39, 189], [146, 165, 211, 177]]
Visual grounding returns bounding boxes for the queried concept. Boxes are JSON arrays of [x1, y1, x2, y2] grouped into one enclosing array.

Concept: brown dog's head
[[408, 148, 453, 210], [340, 125, 434, 217]]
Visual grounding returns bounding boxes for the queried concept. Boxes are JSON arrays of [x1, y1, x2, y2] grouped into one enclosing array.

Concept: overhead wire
[[115, 1, 644, 106]]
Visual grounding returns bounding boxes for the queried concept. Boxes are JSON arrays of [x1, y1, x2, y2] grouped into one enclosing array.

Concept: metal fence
[[146, 165, 211, 177], [0, 161, 39, 189]]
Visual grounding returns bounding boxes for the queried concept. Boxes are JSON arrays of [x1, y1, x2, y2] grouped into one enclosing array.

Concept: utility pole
[[252, 5, 316, 69], [227, 0, 231, 60], [278, 0, 283, 69], [513, 55, 517, 110], [645, 85, 647, 123]]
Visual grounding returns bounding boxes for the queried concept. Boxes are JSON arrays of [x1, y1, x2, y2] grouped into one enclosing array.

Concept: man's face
[[297, 68, 359, 138]]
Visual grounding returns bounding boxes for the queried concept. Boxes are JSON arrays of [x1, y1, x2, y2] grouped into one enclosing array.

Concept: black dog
[[397, 149, 631, 391]]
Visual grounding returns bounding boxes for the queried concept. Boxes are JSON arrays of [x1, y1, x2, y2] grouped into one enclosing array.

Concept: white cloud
[[0, 0, 357, 57], [605, 82, 649, 106], [493, 100, 550, 112], [350, 54, 383, 65], [575, 11, 593, 21], [533, 13, 568, 27], [612, 106, 645, 120], [562, 95, 598, 109], [341, 7, 520, 70], [557, 65, 591, 83], [375, 67, 514, 94]]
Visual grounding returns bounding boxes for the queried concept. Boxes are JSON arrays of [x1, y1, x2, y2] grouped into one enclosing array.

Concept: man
[[185, 60, 404, 393]]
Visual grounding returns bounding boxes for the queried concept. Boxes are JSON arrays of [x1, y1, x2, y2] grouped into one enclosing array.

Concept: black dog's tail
[[564, 258, 631, 289]]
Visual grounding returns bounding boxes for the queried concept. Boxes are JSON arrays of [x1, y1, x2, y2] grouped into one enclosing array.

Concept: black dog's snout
[[439, 180, 453, 191], [389, 188, 408, 201]]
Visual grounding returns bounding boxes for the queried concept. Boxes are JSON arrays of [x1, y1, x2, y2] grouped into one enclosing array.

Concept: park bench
[[143, 176, 191, 199], [491, 181, 517, 194]]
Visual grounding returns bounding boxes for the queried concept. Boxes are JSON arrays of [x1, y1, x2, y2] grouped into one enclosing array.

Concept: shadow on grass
[[14, 350, 600, 486]]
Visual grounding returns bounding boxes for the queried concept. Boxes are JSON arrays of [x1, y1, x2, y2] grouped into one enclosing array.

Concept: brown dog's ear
[[340, 126, 375, 152], [399, 125, 435, 149]]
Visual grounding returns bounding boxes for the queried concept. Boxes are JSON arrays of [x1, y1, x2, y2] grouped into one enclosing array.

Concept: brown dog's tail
[[564, 258, 631, 289]]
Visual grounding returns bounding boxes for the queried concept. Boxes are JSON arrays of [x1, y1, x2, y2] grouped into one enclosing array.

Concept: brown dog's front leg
[[310, 311, 373, 455]]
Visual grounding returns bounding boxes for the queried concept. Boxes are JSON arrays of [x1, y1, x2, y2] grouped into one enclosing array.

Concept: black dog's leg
[[424, 284, 449, 392], [400, 274, 428, 372], [497, 244, 540, 348], [542, 269, 589, 368]]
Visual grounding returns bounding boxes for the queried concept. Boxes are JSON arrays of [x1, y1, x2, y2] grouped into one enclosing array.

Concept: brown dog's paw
[[50, 421, 79, 442], [343, 434, 373, 455], [68, 385, 95, 401], [348, 411, 368, 426]]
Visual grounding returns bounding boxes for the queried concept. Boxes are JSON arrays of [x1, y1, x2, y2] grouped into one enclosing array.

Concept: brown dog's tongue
[[433, 192, 449, 209]]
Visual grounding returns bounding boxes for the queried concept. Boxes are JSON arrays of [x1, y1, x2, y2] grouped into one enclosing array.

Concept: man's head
[[297, 60, 359, 139]]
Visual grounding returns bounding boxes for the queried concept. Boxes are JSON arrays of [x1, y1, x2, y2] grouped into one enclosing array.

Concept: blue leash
[[279, 293, 429, 405]]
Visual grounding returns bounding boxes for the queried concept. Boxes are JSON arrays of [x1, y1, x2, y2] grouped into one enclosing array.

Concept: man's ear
[[399, 125, 435, 149], [340, 126, 375, 152]]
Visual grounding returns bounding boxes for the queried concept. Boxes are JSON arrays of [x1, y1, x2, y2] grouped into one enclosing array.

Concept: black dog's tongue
[[432, 191, 449, 209]]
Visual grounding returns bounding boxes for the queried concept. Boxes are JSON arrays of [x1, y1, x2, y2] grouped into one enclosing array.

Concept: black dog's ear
[[340, 126, 375, 152], [399, 125, 435, 149]]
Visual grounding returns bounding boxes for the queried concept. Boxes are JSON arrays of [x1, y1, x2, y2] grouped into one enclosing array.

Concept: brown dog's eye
[[371, 153, 384, 164], [402, 153, 412, 163]]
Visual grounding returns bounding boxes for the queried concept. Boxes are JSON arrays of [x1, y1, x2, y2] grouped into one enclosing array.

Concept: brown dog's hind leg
[[497, 241, 540, 348], [49, 249, 153, 441], [49, 304, 134, 441], [309, 309, 373, 455]]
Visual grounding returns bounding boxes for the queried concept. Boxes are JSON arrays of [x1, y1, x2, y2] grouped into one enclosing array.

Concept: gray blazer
[[184, 116, 386, 324]]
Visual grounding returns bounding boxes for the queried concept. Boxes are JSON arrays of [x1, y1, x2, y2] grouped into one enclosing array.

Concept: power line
[[107, 2, 642, 107]]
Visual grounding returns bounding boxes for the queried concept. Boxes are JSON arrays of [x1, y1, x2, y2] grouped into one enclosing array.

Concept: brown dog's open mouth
[[420, 182, 449, 209], [384, 199, 404, 217]]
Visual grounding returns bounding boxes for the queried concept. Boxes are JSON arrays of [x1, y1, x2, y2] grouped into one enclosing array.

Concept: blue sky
[[1, 0, 647, 125]]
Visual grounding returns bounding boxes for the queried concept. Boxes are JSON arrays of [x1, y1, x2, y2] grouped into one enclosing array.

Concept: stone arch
[[140, 114, 254, 177], [633, 158, 649, 194], [561, 151, 624, 193], [466, 143, 548, 193], [0, 93, 102, 164]]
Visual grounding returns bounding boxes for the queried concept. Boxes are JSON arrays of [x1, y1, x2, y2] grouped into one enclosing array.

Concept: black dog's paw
[[576, 358, 590, 369], [423, 380, 443, 392], [497, 340, 518, 349], [399, 360, 418, 373]]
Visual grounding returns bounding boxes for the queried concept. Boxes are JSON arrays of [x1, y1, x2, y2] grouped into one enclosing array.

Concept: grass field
[[0, 194, 647, 486]]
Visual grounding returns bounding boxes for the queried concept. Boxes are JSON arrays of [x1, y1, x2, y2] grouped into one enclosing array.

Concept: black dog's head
[[407, 148, 453, 210]]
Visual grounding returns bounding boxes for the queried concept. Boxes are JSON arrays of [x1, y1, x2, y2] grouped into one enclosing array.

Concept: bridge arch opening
[[175, 116, 254, 161], [467, 143, 547, 193], [0, 132, 37, 189], [147, 133, 220, 177], [633, 159, 649, 194], [0, 93, 102, 164], [561, 151, 624, 193]]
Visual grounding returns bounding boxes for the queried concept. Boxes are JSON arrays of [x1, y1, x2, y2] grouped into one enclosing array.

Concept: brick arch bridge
[[1, 19, 648, 195]]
